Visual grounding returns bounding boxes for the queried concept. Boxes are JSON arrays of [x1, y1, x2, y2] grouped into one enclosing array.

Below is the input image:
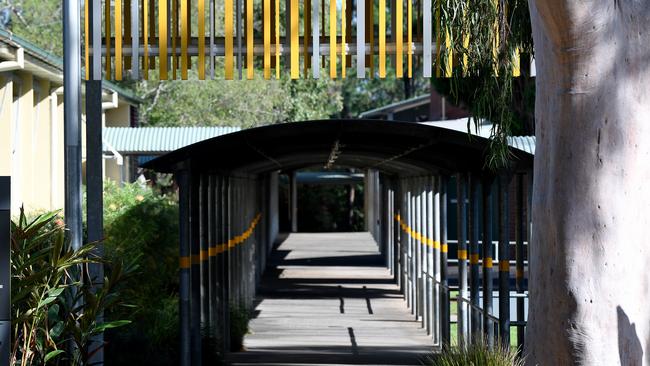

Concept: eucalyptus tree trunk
[[526, 1, 650, 364]]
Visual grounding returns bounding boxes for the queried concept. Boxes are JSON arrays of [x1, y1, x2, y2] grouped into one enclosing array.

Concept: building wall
[[0, 70, 135, 214]]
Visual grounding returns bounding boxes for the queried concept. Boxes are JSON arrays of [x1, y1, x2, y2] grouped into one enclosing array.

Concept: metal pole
[[482, 177, 494, 347], [515, 173, 525, 349], [440, 175, 450, 346], [63, 0, 83, 253], [426, 177, 434, 338], [433, 176, 441, 346], [85, 0, 104, 358], [177, 171, 192, 366], [290, 172, 298, 233], [0, 177, 10, 364], [469, 174, 481, 343], [498, 173, 510, 346], [423, 178, 430, 335], [456, 173, 469, 347], [200, 175, 209, 342], [223, 176, 231, 352], [415, 178, 422, 322], [190, 172, 203, 364]]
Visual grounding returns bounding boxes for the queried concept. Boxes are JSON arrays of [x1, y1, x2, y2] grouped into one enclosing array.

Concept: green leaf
[[44, 349, 65, 363], [50, 321, 65, 339], [93, 320, 132, 333]]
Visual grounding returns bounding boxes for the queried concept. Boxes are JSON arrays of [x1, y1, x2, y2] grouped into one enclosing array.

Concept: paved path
[[227, 232, 434, 366]]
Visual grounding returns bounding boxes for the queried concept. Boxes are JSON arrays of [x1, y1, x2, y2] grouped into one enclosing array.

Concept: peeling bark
[[526, 1, 650, 364]]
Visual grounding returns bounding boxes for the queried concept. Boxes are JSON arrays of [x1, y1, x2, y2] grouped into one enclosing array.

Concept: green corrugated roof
[[103, 126, 241, 155], [0, 29, 142, 104]]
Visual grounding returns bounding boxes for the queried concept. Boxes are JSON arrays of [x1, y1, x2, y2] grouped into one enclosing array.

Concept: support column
[[0, 177, 10, 363], [469, 175, 481, 343], [456, 173, 469, 346], [482, 177, 494, 347], [189, 172, 203, 364], [498, 173, 511, 346], [440, 175, 450, 345], [515, 173, 525, 349], [177, 171, 192, 366], [290, 171, 298, 232], [433, 176, 441, 345]]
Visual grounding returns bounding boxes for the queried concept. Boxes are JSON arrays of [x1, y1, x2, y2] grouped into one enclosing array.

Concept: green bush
[[101, 181, 181, 365], [424, 343, 524, 366], [229, 304, 251, 352], [11, 209, 131, 366]]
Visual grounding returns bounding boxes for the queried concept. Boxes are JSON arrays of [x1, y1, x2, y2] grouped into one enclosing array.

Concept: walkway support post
[[0, 177, 9, 364], [433, 175, 441, 345], [515, 173, 525, 349], [456, 173, 469, 347], [497, 173, 511, 346], [426, 176, 434, 338], [482, 176, 494, 347], [469, 174, 481, 343], [415, 178, 422, 323], [177, 170, 192, 366], [440, 175, 450, 346], [290, 171, 298, 232], [190, 172, 203, 364]]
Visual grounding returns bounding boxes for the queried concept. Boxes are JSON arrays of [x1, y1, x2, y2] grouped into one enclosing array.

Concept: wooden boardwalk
[[227, 232, 433, 366]]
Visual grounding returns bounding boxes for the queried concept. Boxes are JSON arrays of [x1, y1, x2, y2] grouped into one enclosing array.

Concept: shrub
[[423, 342, 524, 366], [101, 181, 181, 365], [229, 304, 251, 352], [11, 209, 131, 366]]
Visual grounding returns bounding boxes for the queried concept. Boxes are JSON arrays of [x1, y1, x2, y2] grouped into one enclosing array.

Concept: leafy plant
[[423, 342, 524, 366], [229, 304, 251, 352], [10, 208, 132, 366]]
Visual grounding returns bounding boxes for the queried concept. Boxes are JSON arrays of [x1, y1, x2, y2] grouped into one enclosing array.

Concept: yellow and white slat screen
[[87, 0, 521, 80]]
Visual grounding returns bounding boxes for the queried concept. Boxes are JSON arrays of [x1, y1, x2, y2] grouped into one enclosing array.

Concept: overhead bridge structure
[[143, 119, 534, 365]]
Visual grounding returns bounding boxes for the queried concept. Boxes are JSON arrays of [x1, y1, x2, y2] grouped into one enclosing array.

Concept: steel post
[[456, 173, 469, 346], [497, 173, 510, 346], [177, 171, 191, 366], [515, 173, 525, 349], [469, 175, 481, 343], [440, 175, 450, 346], [482, 177, 494, 347], [426, 177, 434, 338], [433, 176, 441, 345], [190, 172, 203, 364], [415, 178, 422, 322]]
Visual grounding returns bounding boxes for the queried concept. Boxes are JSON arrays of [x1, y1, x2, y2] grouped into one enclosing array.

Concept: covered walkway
[[228, 232, 431, 366]]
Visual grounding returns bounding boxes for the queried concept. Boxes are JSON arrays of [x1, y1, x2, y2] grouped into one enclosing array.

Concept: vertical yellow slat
[[444, 30, 452, 77], [116, 0, 122, 80], [435, 1, 440, 78], [225, 0, 234, 79], [290, 0, 299, 78], [85, 0, 89, 80], [304, 0, 310, 76], [329, 0, 336, 78], [181, 0, 189, 79], [395, 0, 402, 78], [407, 0, 412, 78], [160, 0, 169, 79], [379, 0, 385, 78], [275, 0, 280, 78], [247, 0, 254, 79], [264, 0, 271, 79], [124, 0, 131, 69], [173, 0, 179, 79], [144, 0, 149, 79], [199, 0, 206, 79], [341, 0, 346, 78], [105, 0, 112, 79]]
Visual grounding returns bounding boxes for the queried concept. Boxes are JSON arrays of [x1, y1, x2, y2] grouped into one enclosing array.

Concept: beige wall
[[0, 69, 135, 213]]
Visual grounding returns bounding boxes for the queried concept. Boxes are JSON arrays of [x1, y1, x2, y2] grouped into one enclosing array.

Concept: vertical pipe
[[469, 175, 481, 343], [92, 0, 101, 79], [177, 171, 191, 366], [498, 173, 511, 346], [0, 177, 10, 364], [223, 176, 231, 351], [208, 175, 217, 344], [356, 0, 365, 77], [482, 177, 494, 347], [406, 184, 412, 310], [415, 179, 422, 322], [190, 172, 203, 364], [440, 175, 450, 346], [433, 176, 441, 345], [456, 173, 469, 346], [426, 176, 434, 337], [515, 173, 525, 349], [312, 0, 320, 78], [410, 180, 416, 315], [291, 172, 298, 232], [200, 175, 209, 338]]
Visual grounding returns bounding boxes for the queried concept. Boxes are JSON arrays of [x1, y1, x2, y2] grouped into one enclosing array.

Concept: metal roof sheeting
[[103, 126, 241, 155], [507, 136, 536, 156]]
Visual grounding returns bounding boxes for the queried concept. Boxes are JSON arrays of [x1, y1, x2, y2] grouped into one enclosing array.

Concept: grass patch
[[423, 342, 524, 366]]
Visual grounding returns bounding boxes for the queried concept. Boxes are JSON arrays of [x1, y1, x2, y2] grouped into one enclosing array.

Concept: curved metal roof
[[143, 119, 534, 176]]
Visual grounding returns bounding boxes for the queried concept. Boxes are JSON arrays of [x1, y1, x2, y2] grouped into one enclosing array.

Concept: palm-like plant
[[10, 209, 133, 365]]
